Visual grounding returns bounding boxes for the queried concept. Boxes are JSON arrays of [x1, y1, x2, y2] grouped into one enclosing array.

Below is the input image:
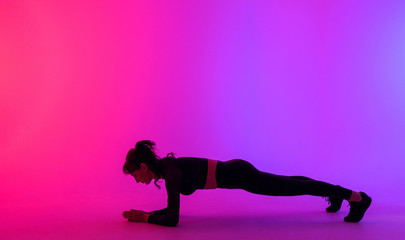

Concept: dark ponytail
[[123, 140, 175, 189]]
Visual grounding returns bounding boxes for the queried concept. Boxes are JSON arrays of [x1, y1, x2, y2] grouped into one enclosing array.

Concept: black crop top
[[147, 156, 209, 227]]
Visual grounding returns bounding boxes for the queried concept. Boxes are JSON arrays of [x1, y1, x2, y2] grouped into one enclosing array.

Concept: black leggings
[[216, 159, 352, 200]]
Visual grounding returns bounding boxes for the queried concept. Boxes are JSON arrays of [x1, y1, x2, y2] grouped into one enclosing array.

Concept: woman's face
[[130, 163, 154, 185]]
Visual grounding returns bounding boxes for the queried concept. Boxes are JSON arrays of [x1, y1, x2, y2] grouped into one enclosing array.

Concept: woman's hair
[[123, 140, 175, 189]]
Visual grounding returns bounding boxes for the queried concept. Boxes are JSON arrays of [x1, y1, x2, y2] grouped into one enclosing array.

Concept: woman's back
[[159, 156, 209, 195]]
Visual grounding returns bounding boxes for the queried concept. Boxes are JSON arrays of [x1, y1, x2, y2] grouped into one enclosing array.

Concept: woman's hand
[[122, 209, 150, 222]]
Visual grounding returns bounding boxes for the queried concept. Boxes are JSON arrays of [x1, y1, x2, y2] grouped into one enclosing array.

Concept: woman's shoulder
[[172, 156, 208, 161], [159, 156, 207, 171], [158, 156, 181, 179], [158, 155, 180, 170], [160, 155, 209, 165]]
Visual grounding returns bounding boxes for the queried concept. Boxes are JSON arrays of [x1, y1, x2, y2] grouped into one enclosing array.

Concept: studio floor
[[1, 190, 404, 240]]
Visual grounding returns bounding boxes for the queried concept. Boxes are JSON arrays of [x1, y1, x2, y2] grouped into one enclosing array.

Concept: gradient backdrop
[[1, 0, 405, 227]]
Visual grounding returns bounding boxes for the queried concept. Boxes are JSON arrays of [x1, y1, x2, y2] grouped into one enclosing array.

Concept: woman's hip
[[216, 159, 258, 188]]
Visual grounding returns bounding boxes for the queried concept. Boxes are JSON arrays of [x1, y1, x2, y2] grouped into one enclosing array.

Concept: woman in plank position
[[122, 140, 372, 227]]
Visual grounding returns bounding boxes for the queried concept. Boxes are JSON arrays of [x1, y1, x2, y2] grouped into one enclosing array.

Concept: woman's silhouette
[[122, 140, 372, 227]]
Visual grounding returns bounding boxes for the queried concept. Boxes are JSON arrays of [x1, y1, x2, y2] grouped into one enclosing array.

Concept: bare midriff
[[204, 159, 218, 189]]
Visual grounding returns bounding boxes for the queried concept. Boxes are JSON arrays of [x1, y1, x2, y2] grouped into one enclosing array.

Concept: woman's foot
[[344, 192, 372, 222], [325, 196, 344, 213]]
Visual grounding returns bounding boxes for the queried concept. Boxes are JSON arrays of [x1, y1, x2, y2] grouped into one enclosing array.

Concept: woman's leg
[[288, 176, 314, 181], [216, 159, 372, 222], [216, 159, 352, 200]]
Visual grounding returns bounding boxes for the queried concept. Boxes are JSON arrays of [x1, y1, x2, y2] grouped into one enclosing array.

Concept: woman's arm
[[147, 207, 168, 216], [147, 165, 182, 227]]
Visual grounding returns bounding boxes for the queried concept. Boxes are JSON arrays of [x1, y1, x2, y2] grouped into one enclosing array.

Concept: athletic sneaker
[[325, 196, 344, 213], [344, 192, 372, 222]]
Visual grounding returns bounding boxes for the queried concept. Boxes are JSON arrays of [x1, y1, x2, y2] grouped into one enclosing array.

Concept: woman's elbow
[[167, 218, 179, 227], [167, 222, 178, 227]]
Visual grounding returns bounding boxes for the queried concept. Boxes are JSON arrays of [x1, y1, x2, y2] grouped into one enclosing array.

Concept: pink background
[[1, 0, 404, 233]]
